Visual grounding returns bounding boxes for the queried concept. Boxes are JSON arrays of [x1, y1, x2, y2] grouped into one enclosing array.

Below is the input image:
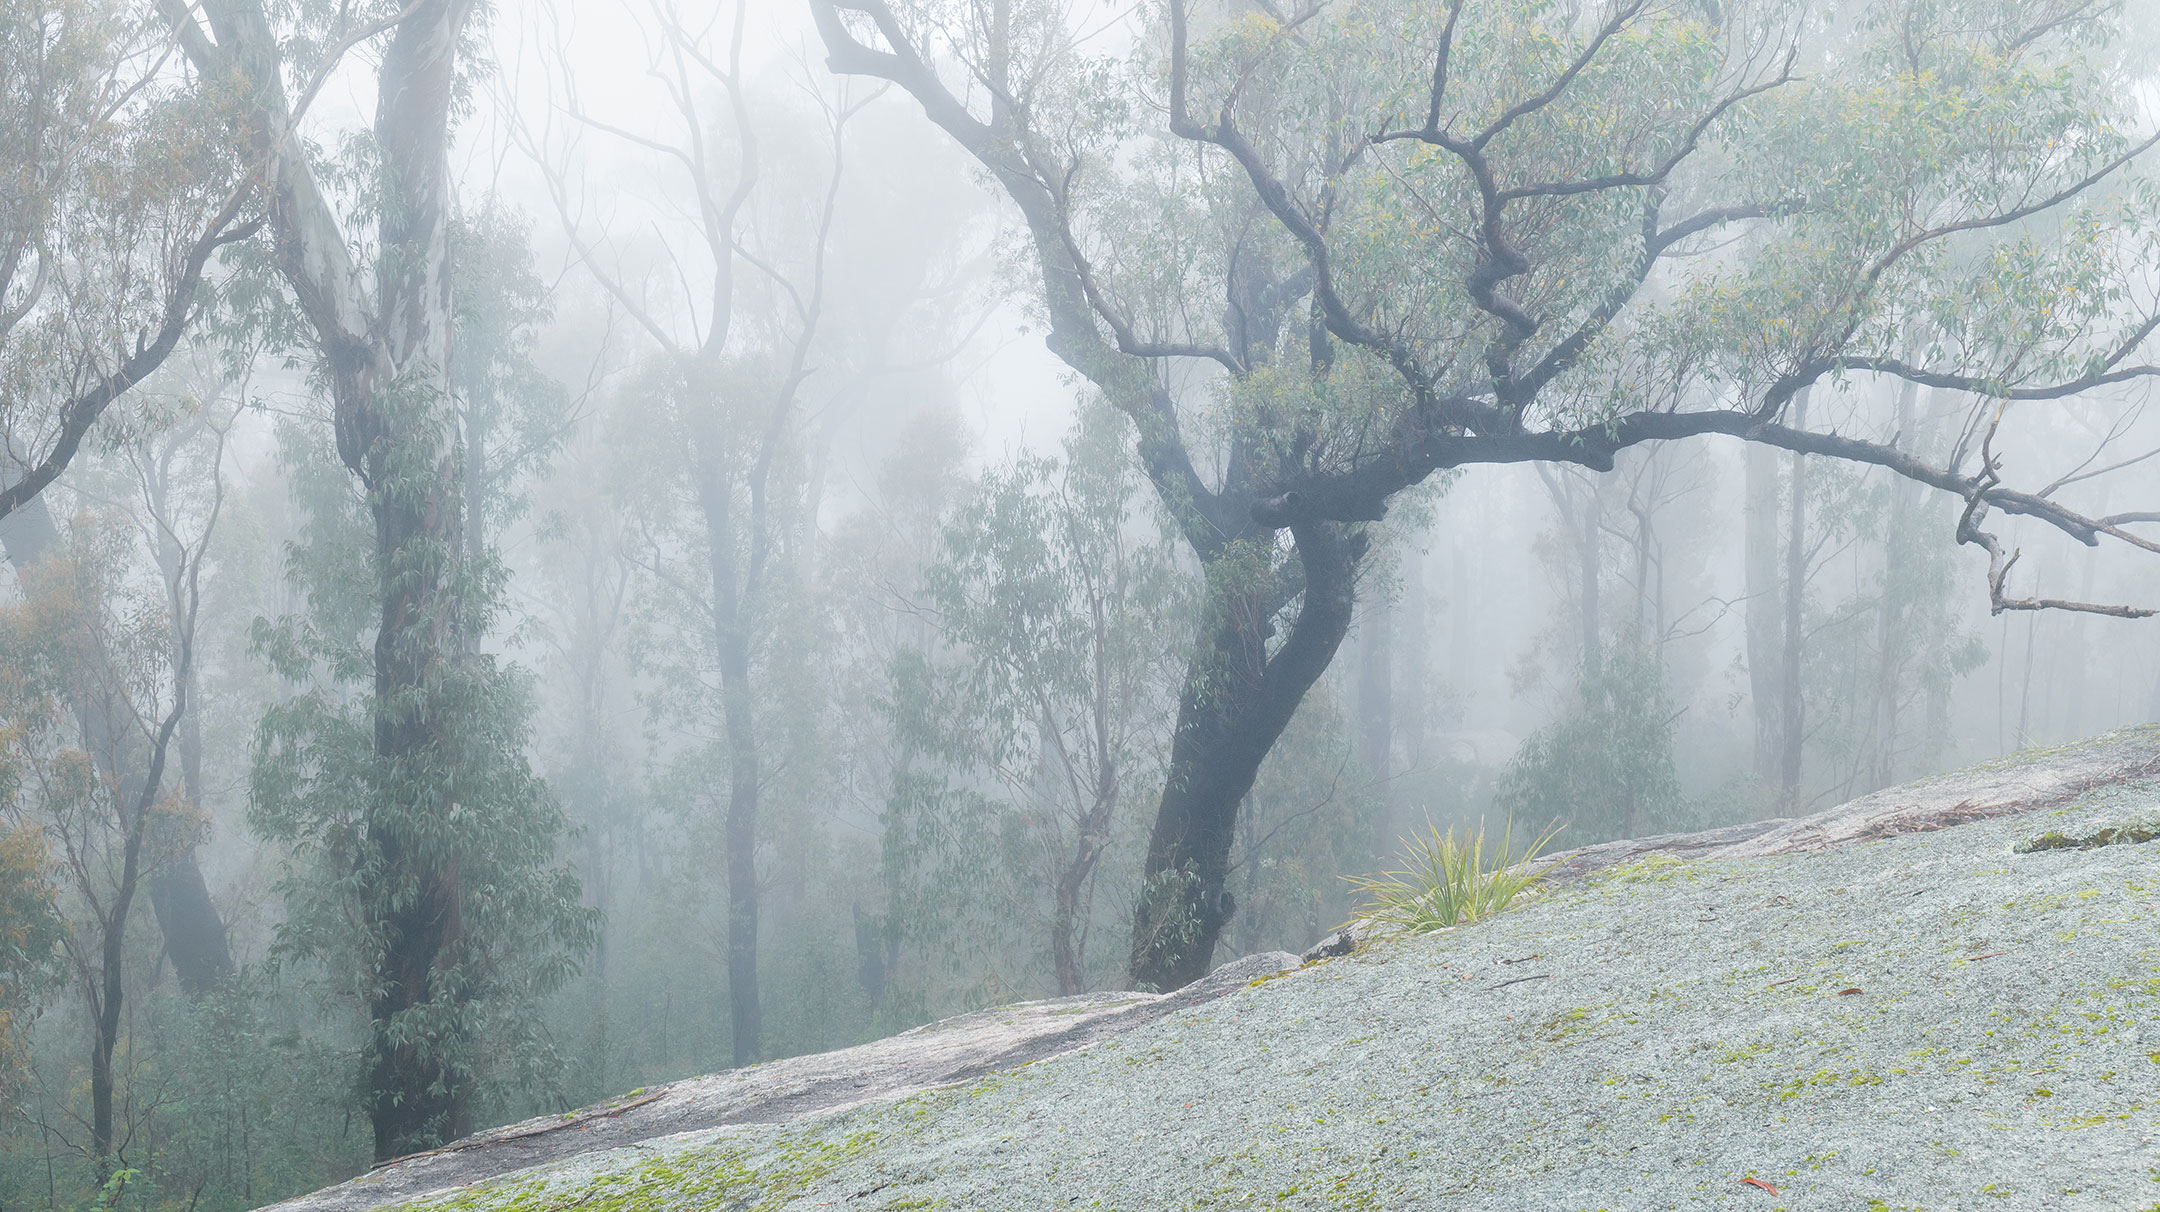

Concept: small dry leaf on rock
[[1835, 987, 1863, 996], [1739, 1176, 1779, 1194]]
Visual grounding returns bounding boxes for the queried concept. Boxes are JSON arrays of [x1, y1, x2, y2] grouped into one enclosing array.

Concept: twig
[[1488, 974, 1553, 991]]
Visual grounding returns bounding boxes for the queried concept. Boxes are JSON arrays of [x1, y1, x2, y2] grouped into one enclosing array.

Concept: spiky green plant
[[1344, 818, 1560, 935]]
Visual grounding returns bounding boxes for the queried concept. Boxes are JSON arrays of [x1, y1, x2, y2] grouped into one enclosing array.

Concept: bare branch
[[1955, 405, 2156, 618]]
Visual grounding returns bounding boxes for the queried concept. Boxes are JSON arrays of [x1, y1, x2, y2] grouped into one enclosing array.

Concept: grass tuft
[[1344, 818, 1558, 935]]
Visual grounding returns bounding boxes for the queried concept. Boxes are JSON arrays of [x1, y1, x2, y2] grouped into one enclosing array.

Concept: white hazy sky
[[465, 0, 1094, 465]]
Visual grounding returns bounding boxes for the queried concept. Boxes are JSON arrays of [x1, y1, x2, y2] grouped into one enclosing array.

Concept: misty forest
[[2, 0, 2160, 1205]]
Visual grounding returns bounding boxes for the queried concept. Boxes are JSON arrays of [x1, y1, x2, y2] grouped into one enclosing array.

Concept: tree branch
[[0, 188, 259, 523]]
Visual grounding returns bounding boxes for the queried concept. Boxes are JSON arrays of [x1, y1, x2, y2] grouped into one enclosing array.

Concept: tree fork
[[1131, 522, 1361, 990]]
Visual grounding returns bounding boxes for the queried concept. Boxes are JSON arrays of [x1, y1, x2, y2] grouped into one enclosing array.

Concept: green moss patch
[[2016, 816, 2160, 853]]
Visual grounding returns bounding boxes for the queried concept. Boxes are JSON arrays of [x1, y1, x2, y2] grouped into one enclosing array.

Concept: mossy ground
[[387, 781, 2160, 1212]]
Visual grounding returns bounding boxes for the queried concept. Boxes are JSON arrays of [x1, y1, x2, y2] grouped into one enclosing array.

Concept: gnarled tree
[[814, 0, 2160, 988]]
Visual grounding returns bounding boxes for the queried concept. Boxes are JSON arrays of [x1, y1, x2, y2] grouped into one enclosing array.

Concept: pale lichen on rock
[[270, 728, 2160, 1212]]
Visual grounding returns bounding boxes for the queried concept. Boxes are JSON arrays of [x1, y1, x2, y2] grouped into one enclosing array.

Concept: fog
[[1, 0, 2157, 1203]]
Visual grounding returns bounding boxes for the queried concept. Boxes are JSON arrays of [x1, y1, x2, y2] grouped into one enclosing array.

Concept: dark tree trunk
[[90, 834, 142, 1163], [91, 646, 185, 1164], [181, 0, 482, 1162], [812, 3, 1368, 994], [352, 0, 477, 1159], [148, 859, 231, 994], [147, 467, 237, 995], [360, 405, 470, 1157], [1130, 523, 1360, 991]]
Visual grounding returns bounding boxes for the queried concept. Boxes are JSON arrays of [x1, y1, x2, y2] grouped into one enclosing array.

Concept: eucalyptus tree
[[1783, 383, 1988, 802], [0, 0, 257, 523], [520, 0, 859, 1068], [0, 416, 224, 1166], [0, 0, 253, 996], [164, 0, 591, 1158], [450, 204, 570, 566], [911, 405, 1189, 995], [816, 0, 2160, 988]]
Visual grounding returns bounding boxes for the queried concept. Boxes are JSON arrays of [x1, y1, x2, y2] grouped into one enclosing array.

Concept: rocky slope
[[267, 726, 2160, 1212]]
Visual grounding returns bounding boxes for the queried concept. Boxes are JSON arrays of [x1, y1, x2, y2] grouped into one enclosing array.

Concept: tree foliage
[[890, 404, 1190, 995], [0, 0, 253, 520], [249, 372, 595, 1155]]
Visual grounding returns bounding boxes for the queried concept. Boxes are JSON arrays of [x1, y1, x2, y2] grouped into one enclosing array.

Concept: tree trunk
[[1355, 591, 1393, 858], [91, 638, 184, 1164], [361, 400, 470, 1156], [1397, 557, 1428, 838], [1866, 380, 1919, 792], [718, 631, 761, 1068], [1129, 524, 1360, 991], [356, 1, 477, 1156], [1051, 605, 1120, 997], [1744, 440, 1783, 788], [1050, 781, 1110, 998], [181, 0, 481, 1160], [1779, 390, 1810, 808], [697, 440, 763, 1068], [147, 468, 237, 995], [148, 859, 230, 994], [91, 836, 140, 1162]]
